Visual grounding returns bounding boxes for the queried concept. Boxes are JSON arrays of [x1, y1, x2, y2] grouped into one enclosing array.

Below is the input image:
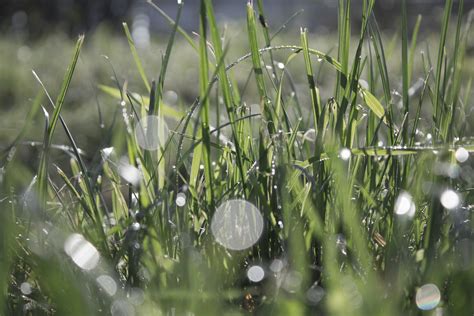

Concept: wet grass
[[1, 0, 473, 315]]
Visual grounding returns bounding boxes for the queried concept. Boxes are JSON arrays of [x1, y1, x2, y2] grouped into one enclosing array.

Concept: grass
[[1, 0, 474, 315]]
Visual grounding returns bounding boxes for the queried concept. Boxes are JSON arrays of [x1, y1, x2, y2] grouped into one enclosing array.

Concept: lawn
[[1, 0, 473, 315]]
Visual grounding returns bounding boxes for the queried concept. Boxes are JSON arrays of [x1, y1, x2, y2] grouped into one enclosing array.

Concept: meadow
[[0, 0, 473, 315]]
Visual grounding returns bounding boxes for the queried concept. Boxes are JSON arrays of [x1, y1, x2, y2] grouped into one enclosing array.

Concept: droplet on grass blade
[[176, 192, 186, 207], [131, 222, 141, 231], [440, 189, 460, 210], [118, 163, 142, 187], [210, 199, 264, 251], [247, 265, 265, 283], [394, 191, 416, 217], [20, 282, 32, 295], [340, 148, 351, 161], [455, 147, 469, 163], [64, 233, 100, 271], [101, 147, 114, 160], [135, 115, 169, 151], [416, 284, 441, 311]]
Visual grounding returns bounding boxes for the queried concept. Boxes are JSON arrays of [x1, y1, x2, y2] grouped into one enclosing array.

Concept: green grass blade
[[123, 22, 151, 92], [198, 0, 214, 205]]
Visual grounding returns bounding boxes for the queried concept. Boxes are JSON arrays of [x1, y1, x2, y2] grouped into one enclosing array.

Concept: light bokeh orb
[[416, 284, 441, 311], [210, 199, 264, 251]]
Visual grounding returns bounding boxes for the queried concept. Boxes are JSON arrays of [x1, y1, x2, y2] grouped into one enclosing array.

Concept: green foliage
[[1, 1, 473, 315]]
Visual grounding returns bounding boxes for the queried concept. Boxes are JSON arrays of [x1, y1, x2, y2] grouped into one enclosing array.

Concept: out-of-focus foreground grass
[[1, 0, 474, 315]]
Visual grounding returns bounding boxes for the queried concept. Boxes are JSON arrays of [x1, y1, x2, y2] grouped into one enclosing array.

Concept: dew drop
[[247, 265, 265, 283], [277, 62, 285, 69], [131, 222, 141, 231], [176, 192, 186, 207], [20, 282, 32, 295], [455, 147, 469, 163], [340, 148, 351, 161], [101, 147, 114, 160], [118, 164, 142, 187], [416, 284, 441, 311], [394, 191, 416, 217], [440, 189, 460, 210]]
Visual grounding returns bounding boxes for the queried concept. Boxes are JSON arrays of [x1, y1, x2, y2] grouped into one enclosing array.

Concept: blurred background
[[1, 0, 473, 38], [1, 0, 473, 170]]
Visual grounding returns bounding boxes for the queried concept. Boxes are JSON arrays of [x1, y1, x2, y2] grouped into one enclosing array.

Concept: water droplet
[[135, 115, 169, 151], [277, 220, 284, 228], [96, 275, 117, 296], [440, 189, 460, 210], [340, 148, 351, 161], [336, 234, 347, 256], [317, 57, 323, 62], [416, 284, 441, 311], [101, 147, 114, 160], [210, 199, 264, 251], [247, 265, 265, 282], [64, 233, 100, 271], [111, 299, 135, 316], [455, 147, 469, 163], [277, 62, 285, 70], [120, 100, 126, 107], [176, 193, 186, 207], [394, 191, 416, 217], [131, 222, 141, 231], [118, 163, 142, 187], [199, 164, 204, 170], [20, 282, 32, 295]]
